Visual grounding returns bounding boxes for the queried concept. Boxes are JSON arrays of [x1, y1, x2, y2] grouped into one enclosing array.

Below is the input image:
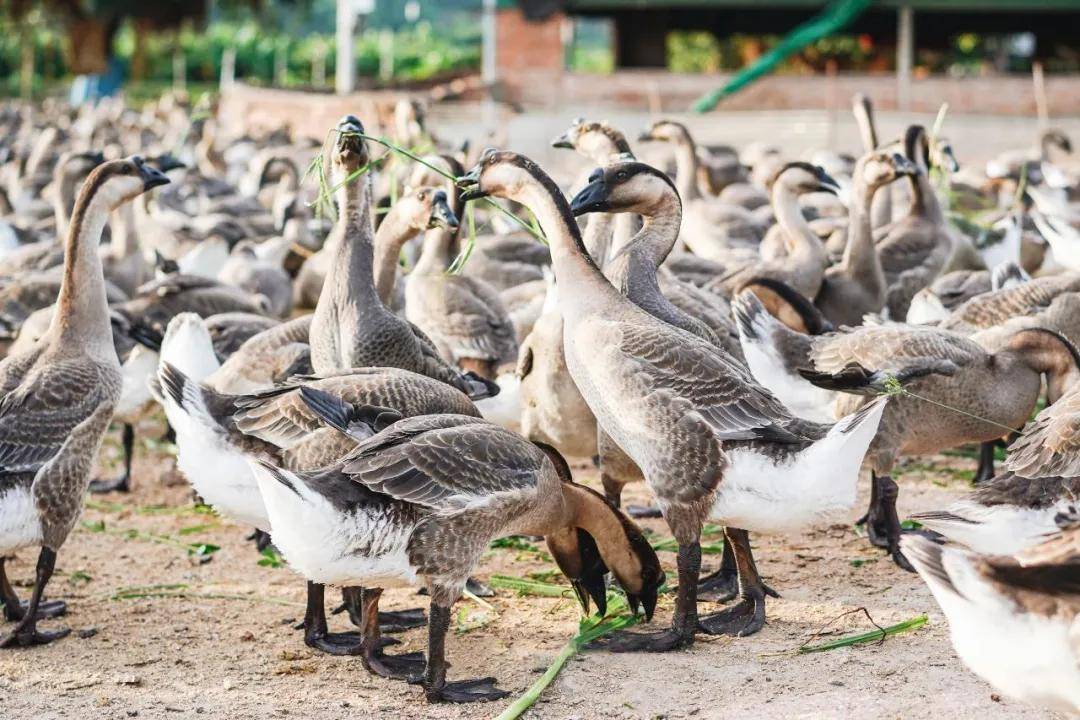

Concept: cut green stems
[[496, 591, 640, 720], [488, 574, 571, 599], [798, 614, 928, 653], [108, 583, 303, 607]]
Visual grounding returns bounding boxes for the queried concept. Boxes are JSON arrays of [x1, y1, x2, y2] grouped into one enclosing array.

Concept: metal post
[[220, 46, 236, 92], [336, 0, 356, 95], [897, 5, 913, 112], [481, 0, 498, 131]]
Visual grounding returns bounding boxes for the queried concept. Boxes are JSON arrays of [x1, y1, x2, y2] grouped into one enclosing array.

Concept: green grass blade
[[797, 614, 928, 653]]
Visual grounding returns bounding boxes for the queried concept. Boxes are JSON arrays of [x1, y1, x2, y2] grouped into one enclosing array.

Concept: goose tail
[[474, 372, 521, 431], [732, 290, 835, 423], [297, 385, 402, 441]]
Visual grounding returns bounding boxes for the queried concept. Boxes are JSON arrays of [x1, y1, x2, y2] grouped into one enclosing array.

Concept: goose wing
[[0, 358, 119, 476], [1003, 389, 1080, 479], [340, 415, 541, 509], [587, 319, 806, 443], [808, 325, 980, 376]]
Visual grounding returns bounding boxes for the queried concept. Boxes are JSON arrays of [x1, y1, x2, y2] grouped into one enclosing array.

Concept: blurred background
[[1, 0, 1078, 161]]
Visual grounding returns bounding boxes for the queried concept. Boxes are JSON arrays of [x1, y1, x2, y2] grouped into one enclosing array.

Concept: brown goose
[[901, 517, 1080, 715], [404, 158, 518, 379], [248, 393, 663, 702], [786, 320, 1080, 568], [308, 117, 495, 400], [815, 150, 917, 326], [875, 125, 954, 319], [155, 312, 479, 662], [372, 185, 458, 308], [458, 150, 887, 649], [0, 156, 168, 647]]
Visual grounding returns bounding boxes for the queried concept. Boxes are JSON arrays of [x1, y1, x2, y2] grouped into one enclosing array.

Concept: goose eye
[[417, 192, 426, 201], [616, 171, 628, 182]]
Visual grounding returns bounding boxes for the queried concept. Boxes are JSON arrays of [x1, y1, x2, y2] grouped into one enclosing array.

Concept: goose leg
[[358, 587, 425, 680], [862, 472, 892, 549], [697, 534, 780, 603], [89, 423, 134, 494], [697, 528, 767, 637], [871, 476, 916, 572], [334, 586, 427, 633], [0, 557, 66, 622], [420, 598, 509, 703], [0, 548, 69, 647], [973, 441, 997, 485], [588, 541, 700, 653], [301, 582, 365, 655]]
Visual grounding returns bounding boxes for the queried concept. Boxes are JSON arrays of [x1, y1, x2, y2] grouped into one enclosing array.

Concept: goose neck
[[48, 191, 114, 357], [373, 211, 419, 303], [772, 181, 823, 263], [670, 135, 702, 202]]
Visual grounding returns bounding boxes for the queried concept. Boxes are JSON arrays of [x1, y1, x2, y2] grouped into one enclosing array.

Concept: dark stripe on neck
[[516, 156, 598, 268]]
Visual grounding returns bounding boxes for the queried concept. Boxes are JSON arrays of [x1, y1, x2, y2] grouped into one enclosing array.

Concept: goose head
[[637, 119, 691, 145], [457, 148, 546, 204], [857, 150, 918, 191], [332, 115, 370, 176], [83, 156, 171, 211], [932, 139, 960, 173], [773, 161, 841, 196], [395, 186, 459, 232], [569, 159, 678, 217], [552, 117, 632, 164]]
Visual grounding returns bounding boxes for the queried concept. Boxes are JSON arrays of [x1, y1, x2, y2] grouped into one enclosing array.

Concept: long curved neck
[[556, 483, 641, 581], [610, 193, 681, 272], [47, 191, 114, 357], [109, 201, 140, 258], [772, 180, 824, 263], [319, 171, 380, 309], [670, 134, 701, 202], [373, 210, 420, 303], [53, 170, 81, 237], [841, 172, 886, 292], [906, 171, 943, 223], [514, 179, 616, 308]]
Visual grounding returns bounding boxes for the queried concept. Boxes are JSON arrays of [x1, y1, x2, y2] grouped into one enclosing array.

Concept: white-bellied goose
[[155, 310, 483, 658], [307, 117, 496, 400], [773, 314, 1080, 568], [901, 518, 1080, 715], [0, 156, 168, 647], [457, 150, 888, 648], [248, 391, 663, 701]]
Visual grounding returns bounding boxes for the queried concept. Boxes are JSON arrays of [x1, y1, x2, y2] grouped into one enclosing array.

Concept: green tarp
[[691, 0, 873, 112]]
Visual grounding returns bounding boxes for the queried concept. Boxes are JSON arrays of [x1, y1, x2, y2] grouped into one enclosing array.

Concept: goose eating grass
[[0, 156, 168, 647], [248, 387, 664, 703]]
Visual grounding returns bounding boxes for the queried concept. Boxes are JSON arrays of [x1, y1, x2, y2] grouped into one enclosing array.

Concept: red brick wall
[[496, 8, 565, 80]]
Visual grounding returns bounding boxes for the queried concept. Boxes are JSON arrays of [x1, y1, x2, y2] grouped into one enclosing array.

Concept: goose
[[815, 150, 917, 326], [782, 318, 1080, 568], [637, 120, 763, 259], [217, 240, 294, 319], [0, 156, 168, 647], [901, 519, 1080, 715], [372, 186, 458, 309], [939, 273, 1080, 335], [307, 116, 496, 400], [458, 150, 889, 647], [404, 158, 518, 379], [248, 391, 664, 701], [851, 93, 894, 229], [702, 162, 839, 305], [875, 126, 954, 319], [154, 314, 479, 659], [553, 121, 741, 357], [910, 471, 1078, 556], [906, 261, 1030, 326]]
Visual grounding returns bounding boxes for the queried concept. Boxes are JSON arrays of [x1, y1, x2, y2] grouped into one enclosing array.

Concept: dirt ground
[[0, 418, 1064, 720]]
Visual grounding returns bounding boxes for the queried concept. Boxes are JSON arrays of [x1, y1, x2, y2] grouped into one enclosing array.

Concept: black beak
[[456, 166, 486, 202], [637, 131, 655, 143], [430, 193, 459, 230], [569, 179, 610, 216], [137, 158, 170, 191], [551, 132, 574, 150], [152, 154, 187, 173], [816, 171, 841, 196], [943, 148, 960, 173], [893, 153, 918, 177]]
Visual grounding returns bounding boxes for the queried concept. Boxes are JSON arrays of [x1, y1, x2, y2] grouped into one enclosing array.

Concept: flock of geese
[[0, 92, 1078, 711]]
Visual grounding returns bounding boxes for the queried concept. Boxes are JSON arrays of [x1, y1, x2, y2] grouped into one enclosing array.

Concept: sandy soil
[[0, 418, 1064, 720]]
